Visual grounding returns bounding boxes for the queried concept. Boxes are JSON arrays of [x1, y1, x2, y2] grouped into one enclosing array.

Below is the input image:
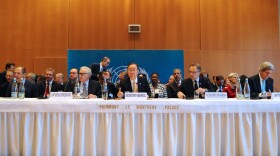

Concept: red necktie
[[44, 82, 50, 97]]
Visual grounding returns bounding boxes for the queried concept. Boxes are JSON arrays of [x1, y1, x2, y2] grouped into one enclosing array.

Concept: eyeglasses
[[188, 71, 200, 74], [79, 73, 90, 75]]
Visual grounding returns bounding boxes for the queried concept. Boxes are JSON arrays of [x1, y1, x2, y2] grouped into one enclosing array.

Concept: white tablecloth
[[0, 98, 280, 155]]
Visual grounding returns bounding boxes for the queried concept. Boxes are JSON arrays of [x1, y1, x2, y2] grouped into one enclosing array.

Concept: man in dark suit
[[89, 57, 110, 81], [249, 62, 274, 99], [177, 63, 213, 99], [37, 68, 64, 98], [99, 71, 117, 99], [0, 62, 15, 85], [0, 70, 14, 97], [79, 66, 101, 98], [64, 68, 79, 93], [167, 69, 182, 98], [117, 63, 151, 98], [5, 66, 39, 98]]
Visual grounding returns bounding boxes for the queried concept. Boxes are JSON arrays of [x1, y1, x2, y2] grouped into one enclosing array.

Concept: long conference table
[[1, 98, 280, 156]]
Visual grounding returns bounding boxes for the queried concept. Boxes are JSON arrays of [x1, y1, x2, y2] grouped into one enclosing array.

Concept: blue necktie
[[261, 80, 266, 92]]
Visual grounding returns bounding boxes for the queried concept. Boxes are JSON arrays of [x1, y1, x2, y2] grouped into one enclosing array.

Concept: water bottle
[[11, 78, 18, 98], [18, 78, 25, 99], [236, 78, 243, 99], [102, 78, 108, 100], [243, 78, 250, 99], [74, 79, 80, 98]]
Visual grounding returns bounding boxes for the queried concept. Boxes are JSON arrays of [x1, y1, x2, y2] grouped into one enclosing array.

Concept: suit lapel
[[127, 78, 133, 92], [256, 75, 262, 93]]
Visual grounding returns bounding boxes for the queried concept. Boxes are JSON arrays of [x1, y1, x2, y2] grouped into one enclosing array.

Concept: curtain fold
[[0, 112, 279, 155]]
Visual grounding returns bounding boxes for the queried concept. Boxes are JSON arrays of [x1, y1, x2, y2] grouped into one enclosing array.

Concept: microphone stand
[[64, 78, 71, 92]]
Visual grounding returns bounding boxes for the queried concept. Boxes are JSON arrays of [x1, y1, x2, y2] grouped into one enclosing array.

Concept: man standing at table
[[249, 62, 275, 99], [117, 63, 151, 98], [89, 57, 110, 81], [177, 63, 213, 99]]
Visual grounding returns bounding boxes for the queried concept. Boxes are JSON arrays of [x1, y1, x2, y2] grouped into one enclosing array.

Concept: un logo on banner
[[108, 66, 150, 83]]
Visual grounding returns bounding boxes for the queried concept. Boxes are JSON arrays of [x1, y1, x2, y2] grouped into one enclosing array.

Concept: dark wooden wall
[[0, 0, 279, 86]]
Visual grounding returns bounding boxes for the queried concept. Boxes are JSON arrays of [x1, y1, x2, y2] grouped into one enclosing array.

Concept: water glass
[[194, 90, 199, 99]]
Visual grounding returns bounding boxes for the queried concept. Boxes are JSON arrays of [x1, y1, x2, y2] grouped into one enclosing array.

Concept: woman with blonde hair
[[223, 73, 239, 98]]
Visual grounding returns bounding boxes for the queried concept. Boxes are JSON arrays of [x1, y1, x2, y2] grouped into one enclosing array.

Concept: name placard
[[205, 92, 228, 100], [271, 93, 280, 100], [49, 92, 73, 100], [125, 92, 148, 100]]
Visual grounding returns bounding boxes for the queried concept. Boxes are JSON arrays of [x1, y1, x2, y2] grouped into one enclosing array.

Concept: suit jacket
[[0, 71, 7, 85], [63, 80, 76, 93], [180, 76, 213, 98], [107, 82, 117, 99], [37, 81, 64, 97], [89, 63, 106, 81], [166, 82, 180, 98], [119, 77, 151, 97], [87, 79, 101, 98], [0, 81, 10, 97], [248, 74, 274, 98], [5, 79, 39, 98]]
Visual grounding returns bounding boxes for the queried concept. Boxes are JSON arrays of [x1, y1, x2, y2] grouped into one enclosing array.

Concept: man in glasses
[[89, 56, 110, 81], [177, 63, 213, 99], [249, 62, 275, 99], [79, 66, 101, 98]]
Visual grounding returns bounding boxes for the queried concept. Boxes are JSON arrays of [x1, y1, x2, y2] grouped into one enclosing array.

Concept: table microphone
[[267, 79, 278, 92], [64, 78, 71, 92]]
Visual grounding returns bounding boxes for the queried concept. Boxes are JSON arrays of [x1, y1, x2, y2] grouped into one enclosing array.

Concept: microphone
[[267, 79, 278, 92], [63, 77, 71, 92]]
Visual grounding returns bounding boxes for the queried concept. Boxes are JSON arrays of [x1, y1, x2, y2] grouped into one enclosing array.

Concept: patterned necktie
[[44, 82, 50, 97], [194, 80, 198, 90], [82, 83, 87, 97], [177, 82, 180, 87], [132, 81, 138, 92]]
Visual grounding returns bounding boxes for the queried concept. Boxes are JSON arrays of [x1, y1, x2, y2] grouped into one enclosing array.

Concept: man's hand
[[177, 91, 186, 99]]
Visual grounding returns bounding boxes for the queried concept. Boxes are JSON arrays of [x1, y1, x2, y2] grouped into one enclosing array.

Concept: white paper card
[[205, 92, 228, 100], [125, 92, 148, 100], [49, 92, 73, 100], [271, 93, 280, 100]]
